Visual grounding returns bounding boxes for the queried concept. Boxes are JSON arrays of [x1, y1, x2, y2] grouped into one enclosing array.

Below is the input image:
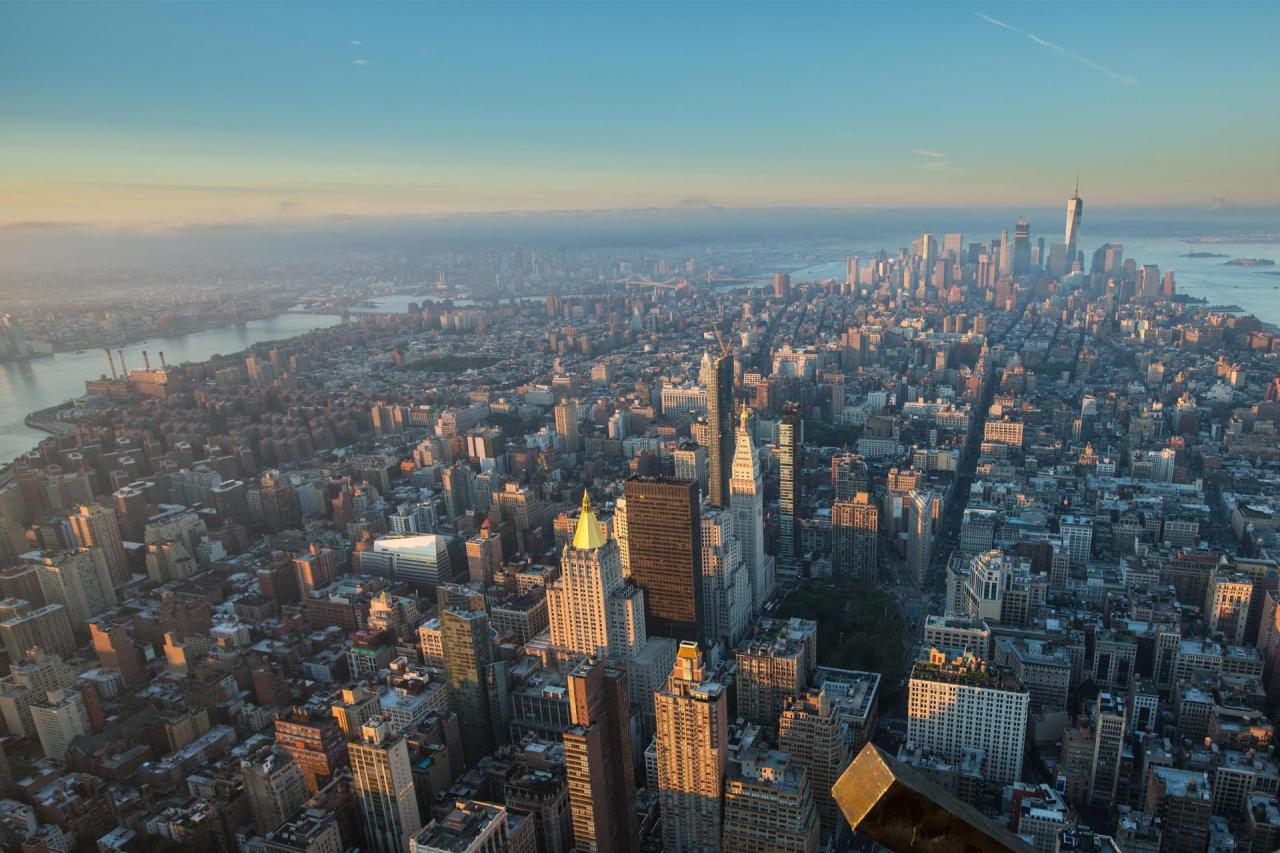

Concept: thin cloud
[[974, 12, 1138, 87], [921, 160, 951, 172], [913, 149, 946, 159], [351, 40, 361, 46], [352, 58, 370, 66]]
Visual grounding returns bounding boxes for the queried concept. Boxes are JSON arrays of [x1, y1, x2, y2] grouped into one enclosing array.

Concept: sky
[[3, 1, 1279, 227]]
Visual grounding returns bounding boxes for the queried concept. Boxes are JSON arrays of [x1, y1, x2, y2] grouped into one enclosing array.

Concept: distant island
[[1184, 251, 1228, 258], [1225, 258, 1276, 267]]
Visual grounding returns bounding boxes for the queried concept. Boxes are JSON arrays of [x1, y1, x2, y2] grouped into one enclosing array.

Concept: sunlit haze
[[4, 1, 1279, 227]]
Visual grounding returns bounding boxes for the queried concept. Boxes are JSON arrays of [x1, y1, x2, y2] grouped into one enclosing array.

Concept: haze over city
[[0, 3, 1279, 853]]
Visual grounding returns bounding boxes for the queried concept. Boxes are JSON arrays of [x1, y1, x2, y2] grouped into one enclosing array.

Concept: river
[[0, 313, 341, 464], [4, 232, 1275, 465]]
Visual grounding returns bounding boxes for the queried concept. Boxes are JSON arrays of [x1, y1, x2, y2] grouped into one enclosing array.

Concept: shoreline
[[0, 308, 313, 364]]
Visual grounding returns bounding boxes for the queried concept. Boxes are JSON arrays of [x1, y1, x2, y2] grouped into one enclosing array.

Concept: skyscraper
[[622, 476, 701, 641], [562, 659, 637, 853], [655, 642, 728, 853], [730, 406, 769, 615], [67, 504, 130, 589], [920, 234, 937, 277], [439, 596, 501, 767], [907, 648, 1029, 787], [735, 617, 817, 726], [779, 687, 850, 840], [998, 229, 1012, 276], [700, 351, 735, 509], [1013, 217, 1031, 275], [907, 490, 938, 586], [831, 493, 878, 583], [554, 399, 580, 454], [547, 492, 646, 659], [699, 508, 750, 648], [26, 549, 118, 627], [1065, 182, 1084, 272], [778, 403, 802, 573], [350, 716, 422, 853]]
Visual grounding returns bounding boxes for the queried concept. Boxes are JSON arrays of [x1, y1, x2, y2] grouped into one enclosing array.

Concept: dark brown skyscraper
[[700, 351, 734, 508], [623, 475, 701, 641], [563, 659, 637, 853]]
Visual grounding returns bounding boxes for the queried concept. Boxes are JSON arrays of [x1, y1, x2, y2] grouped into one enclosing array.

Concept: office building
[[622, 476, 702, 641], [243, 750, 309, 836], [700, 351, 735, 508], [735, 617, 817, 726], [830, 453, 867, 501], [700, 508, 750, 648], [779, 687, 849, 839], [295, 545, 340, 596], [730, 406, 769, 614], [351, 716, 422, 853], [907, 648, 1029, 787], [1064, 183, 1084, 271], [831, 493, 877, 583], [412, 800, 533, 853], [1013, 217, 1031, 275], [255, 808, 343, 853], [778, 403, 802, 572], [1143, 767, 1211, 853], [275, 705, 350, 795], [655, 642, 728, 853], [440, 596, 502, 767], [907, 491, 938, 586], [547, 492, 646, 660], [554, 399, 580, 454], [562, 659, 636, 853], [722, 746, 819, 853]]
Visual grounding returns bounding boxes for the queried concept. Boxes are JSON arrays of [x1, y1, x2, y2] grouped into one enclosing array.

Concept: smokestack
[[159, 351, 166, 369], [142, 350, 151, 370], [106, 348, 117, 380], [118, 349, 126, 373]]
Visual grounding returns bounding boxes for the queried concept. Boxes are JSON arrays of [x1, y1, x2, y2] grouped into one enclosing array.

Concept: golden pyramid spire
[[572, 489, 606, 550]]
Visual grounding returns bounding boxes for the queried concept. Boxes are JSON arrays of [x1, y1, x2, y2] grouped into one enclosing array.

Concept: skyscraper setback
[[654, 642, 728, 853], [730, 405, 770, 614]]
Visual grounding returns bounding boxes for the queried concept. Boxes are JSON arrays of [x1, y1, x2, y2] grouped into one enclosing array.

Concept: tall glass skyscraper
[[778, 402, 802, 572]]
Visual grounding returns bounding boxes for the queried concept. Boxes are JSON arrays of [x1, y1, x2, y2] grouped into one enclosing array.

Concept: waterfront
[[778, 235, 1280, 325], [0, 313, 341, 464]]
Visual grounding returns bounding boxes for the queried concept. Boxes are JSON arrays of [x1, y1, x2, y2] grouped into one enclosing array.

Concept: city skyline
[[4, 1, 1280, 228]]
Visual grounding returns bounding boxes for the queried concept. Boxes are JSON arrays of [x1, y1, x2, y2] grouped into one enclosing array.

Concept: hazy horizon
[[5, 1, 1279, 230]]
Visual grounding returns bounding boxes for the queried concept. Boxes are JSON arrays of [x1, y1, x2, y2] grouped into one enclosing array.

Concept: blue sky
[[2, 1, 1278, 224]]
